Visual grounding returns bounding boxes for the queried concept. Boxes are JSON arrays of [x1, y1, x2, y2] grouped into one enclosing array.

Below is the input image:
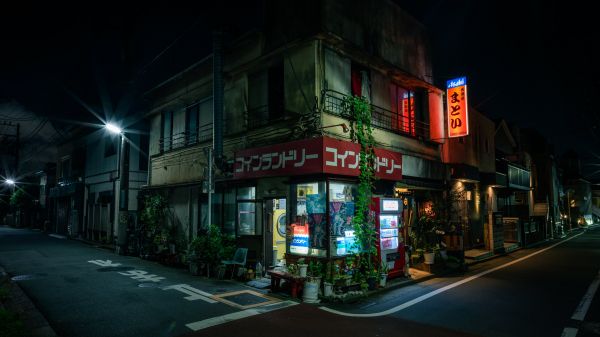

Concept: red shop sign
[[233, 137, 402, 180]]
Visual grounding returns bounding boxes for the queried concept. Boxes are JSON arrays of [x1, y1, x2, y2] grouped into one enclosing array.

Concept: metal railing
[[159, 123, 212, 152], [321, 89, 430, 139]]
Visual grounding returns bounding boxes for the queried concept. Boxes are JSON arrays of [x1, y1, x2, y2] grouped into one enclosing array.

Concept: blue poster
[[306, 193, 325, 214]]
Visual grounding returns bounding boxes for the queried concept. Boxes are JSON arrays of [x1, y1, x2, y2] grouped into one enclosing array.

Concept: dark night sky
[[1, 1, 599, 179]]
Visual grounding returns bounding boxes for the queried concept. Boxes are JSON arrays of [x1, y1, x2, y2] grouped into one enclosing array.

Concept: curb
[[0, 266, 58, 337]]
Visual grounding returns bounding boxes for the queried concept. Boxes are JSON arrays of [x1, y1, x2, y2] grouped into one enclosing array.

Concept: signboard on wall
[[446, 76, 469, 138], [233, 136, 402, 180]]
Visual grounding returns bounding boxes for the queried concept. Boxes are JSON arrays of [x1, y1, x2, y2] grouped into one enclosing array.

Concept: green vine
[[343, 95, 378, 278]]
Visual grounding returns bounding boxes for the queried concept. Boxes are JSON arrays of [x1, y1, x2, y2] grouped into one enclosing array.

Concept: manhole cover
[[97, 266, 135, 272], [138, 282, 161, 288]]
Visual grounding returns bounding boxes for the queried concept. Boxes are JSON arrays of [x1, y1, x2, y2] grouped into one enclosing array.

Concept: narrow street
[[2, 225, 600, 337]]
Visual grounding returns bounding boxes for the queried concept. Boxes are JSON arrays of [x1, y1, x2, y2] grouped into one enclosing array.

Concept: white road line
[[185, 300, 298, 331], [162, 284, 217, 303], [321, 232, 585, 317], [561, 327, 578, 337], [571, 270, 600, 321]]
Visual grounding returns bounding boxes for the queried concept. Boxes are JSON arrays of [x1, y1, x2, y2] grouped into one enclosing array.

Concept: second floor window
[[186, 104, 199, 146], [389, 84, 415, 136], [248, 63, 284, 129], [161, 110, 173, 152]]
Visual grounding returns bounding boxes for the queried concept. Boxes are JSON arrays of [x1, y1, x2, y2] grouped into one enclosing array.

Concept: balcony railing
[[159, 122, 212, 152], [321, 89, 430, 139]]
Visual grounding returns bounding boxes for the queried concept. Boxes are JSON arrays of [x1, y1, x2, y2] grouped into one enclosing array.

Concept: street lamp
[[5, 179, 15, 186], [105, 123, 129, 254], [105, 123, 122, 135]]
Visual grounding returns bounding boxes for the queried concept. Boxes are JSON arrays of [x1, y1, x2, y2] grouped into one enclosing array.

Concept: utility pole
[[117, 134, 130, 254]]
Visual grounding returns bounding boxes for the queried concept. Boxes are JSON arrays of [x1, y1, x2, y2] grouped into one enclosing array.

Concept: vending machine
[[372, 197, 405, 279]]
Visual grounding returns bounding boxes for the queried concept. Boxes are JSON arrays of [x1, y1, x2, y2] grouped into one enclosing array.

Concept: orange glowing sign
[[446, 77, 469, 138]]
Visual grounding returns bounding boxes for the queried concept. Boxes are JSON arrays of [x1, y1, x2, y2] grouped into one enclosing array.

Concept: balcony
[[159, 123, 212, 153], [321, 89, 430, 140]]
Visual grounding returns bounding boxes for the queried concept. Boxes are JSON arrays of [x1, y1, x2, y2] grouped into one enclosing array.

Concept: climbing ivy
[[343, 95, 378, 277]]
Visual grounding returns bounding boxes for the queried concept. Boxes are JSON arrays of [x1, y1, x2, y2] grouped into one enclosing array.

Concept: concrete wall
[[320, 0, 431, 80], [442, 108, 495, 173]]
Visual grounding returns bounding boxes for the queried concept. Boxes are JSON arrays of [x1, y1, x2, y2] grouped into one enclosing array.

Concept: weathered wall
[[320, 0, 432, 80]]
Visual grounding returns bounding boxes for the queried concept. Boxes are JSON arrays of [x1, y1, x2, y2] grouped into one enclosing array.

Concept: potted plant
[[366, 267, 378, 290], [322, 262, 335, 297], [297, 258, 308, 277], [411, 216, 442, 265], [186, 236, 205, 276], [303, 260, 323, 303], [379, 262, 389, 288]]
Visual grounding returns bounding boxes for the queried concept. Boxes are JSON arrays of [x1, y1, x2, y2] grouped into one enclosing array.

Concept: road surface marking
[[162, 284, 217, 303], [88, 260, 121, 267], [572, 270, 600, 321], [118, 270, 165, 282], [49, 234, 67, 239], [561, 327, 578, 337], [212, 290, 280, 309], [185, 300, 298, 331], [321, 232, 585, 317]]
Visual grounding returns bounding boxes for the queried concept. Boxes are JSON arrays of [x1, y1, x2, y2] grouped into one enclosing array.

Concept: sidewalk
[[0, 265, 57, 337]]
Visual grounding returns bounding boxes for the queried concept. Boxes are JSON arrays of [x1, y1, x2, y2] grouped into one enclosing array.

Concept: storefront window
[[237, 186, 258, 236], [223, 187, 235, 235], [238, 202, 256, 235], [290, 181, 326, 257], [329, 182, 358, 256]]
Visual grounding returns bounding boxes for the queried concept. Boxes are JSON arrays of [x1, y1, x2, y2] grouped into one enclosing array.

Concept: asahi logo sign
[[446, 76, 469, 138]]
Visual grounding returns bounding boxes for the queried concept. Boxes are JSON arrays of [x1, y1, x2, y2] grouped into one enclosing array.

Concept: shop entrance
[[263, 198, 287, 268]]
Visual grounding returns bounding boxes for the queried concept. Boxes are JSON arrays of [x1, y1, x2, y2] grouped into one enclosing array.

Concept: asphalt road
[[2, 225, 600, 337]]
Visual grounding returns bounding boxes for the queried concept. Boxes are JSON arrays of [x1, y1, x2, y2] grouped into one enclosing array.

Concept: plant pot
[[423, 252, 435, 264], [379, 273, 387, 288], [323, 282, 334, 297], [298, 264, 308, 278], [440, 250, 448, 260], [302, 278, 321, 303], [366, 276, 377, 290]]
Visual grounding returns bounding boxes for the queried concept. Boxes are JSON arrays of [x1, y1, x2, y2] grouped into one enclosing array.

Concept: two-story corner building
[[442, 107, 498, 257], [494, 119, 533, 247], [83, 126, 148, 243], [144, 0, 446, 269], [521, 128, 561, 240]]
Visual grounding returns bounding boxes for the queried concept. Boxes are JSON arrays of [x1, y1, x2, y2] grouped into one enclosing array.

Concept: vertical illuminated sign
[[446, 76, 469, 138]]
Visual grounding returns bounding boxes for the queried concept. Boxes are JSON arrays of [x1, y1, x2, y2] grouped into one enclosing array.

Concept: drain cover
[[97, 266, 135, 272], [138, 282, 161, 288]]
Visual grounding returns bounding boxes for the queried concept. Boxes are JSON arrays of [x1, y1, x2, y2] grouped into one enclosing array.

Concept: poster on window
[[290, 224, 309, 255], [306, 193, 325, 214], [308, 213, 326, 249]]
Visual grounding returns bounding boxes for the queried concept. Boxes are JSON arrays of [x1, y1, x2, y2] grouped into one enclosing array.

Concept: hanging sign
[[446, 76, 469, 138]]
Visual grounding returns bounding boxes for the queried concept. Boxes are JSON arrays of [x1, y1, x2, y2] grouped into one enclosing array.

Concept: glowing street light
[[5, 179, 15, 186], [105, 123, 122, 134]]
